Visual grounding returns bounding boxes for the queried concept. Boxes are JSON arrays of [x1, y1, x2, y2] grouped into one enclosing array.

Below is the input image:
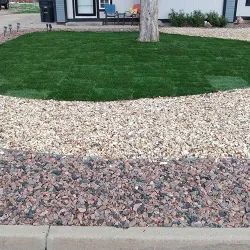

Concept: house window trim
[[75, 0, 97, 16], [99, 0, 112, 10], [246, 0, 250, 6]]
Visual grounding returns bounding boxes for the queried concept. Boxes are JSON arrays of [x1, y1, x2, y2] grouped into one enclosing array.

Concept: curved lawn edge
[[1, 27, 250, 45], [0, 87, 248, 103]]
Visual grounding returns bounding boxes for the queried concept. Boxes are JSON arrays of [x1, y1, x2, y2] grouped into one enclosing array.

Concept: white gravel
[[160, 27, 250, 42], [0, 89, 250, 160]]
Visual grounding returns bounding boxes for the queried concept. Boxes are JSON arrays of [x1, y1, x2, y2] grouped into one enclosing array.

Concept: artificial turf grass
[[0, 31, 250, 101]]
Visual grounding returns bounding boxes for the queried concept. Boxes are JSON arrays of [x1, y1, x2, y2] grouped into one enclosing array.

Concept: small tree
[[139, 0, 159, 42]]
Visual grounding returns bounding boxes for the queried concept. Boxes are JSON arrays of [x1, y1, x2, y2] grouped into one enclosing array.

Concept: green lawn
[[0, 31, 250, 101], [10, 3, 40, 14]]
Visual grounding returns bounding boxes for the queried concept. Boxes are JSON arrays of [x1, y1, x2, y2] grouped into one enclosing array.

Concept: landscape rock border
[[1, 225, 250, 250]]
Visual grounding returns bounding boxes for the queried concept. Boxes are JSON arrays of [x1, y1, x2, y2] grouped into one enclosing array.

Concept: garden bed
[[1, 149, 250, 227], [0, 89, 249, 160]]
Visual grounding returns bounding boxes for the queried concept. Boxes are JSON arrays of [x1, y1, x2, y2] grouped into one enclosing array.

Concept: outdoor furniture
[[103, 4, 140, 26], [124, 4, 140, 26], [117, 12, 138, 26], [133, 4, 140, 14], [124, 12, 140, 26], [103, 4, 118, 25], [117, 13, 125, 25]]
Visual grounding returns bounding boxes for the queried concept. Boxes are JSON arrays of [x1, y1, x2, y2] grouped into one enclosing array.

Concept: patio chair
[[104, 4, 118, 25], [125, 4, 141, 26], [133, 4, 141, 14]]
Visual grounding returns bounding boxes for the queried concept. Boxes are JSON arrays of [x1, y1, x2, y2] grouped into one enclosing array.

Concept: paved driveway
[[0, 9, 45, 28], [0, 11, 93, 30], [0, 9, 133, 30]]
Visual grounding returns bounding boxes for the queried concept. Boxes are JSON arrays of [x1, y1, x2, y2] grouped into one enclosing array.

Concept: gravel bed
[[160, 27, 250, 42], [1, 149, 250, 227], [1, 89, 250, 160]]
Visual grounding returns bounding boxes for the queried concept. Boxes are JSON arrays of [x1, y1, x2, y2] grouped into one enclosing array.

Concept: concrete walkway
[[1, 226, 250, 250], [0, 11, 136, 30], [0, 12, 42, 28]]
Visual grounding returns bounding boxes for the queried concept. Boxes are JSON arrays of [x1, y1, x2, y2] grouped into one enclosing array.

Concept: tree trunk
[[139, 0, 159, 42]]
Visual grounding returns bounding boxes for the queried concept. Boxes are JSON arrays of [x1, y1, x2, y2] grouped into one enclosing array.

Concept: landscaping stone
[[158, 20, 164, 27], [160, 26, 250, 42], [1, 150, 250, 227], [204, 21, 212, 28], [1, 25, 250, 228], [246, 202, 250, 213], [236, 16, 244, 24], [0, 88, 250, 160]]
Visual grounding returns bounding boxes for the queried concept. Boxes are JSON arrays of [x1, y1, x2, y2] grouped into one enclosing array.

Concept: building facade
[[54, 0, 250, 23]]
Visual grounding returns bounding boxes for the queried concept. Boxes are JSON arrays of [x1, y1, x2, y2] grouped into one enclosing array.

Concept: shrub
[[206, 11, 220, 26], [187, 10, 206, 27], [206, 11, 228, 27], [168, 9, 187, 27], [169, 9, 228, 28], [218, 16, 228, 27]]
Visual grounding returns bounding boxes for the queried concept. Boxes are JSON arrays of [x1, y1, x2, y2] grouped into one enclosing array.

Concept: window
[[77, 0, 94, 14], [99, 0, 111, 9], [76, 0, 96, 16], [246, 0, 250, 6]]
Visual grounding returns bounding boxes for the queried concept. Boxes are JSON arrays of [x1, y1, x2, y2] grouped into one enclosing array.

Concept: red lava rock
[[246, 202, 250, 213], [78, 207, 86, 213], [1, 150, 250, 227], [77, 213, 83, 224]]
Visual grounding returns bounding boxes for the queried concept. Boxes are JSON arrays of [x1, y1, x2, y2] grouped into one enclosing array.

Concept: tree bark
[[139, 0, 159, 42]]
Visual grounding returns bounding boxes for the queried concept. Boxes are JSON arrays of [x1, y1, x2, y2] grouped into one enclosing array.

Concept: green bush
[[168, 9, 187, 27], [169, 9, 228, 28], [206, 11, 220, 26], [218, 16, 228, 27], [187, 10, 206, 27], [206, 11, 228, 27]]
